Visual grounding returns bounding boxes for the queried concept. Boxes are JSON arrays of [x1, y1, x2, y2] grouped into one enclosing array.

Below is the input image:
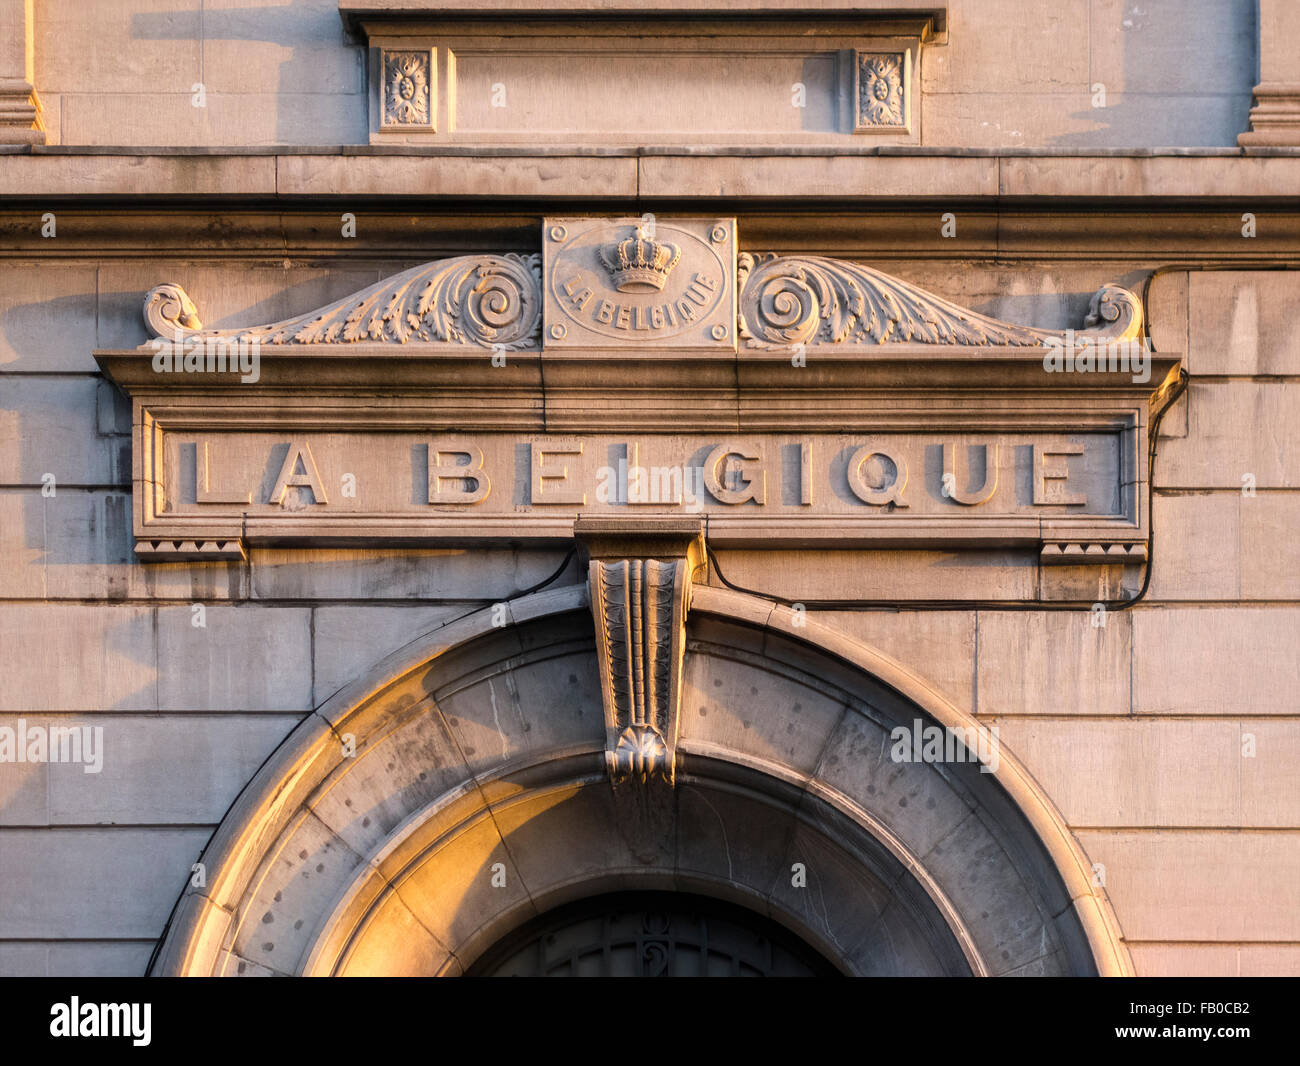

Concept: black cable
[[506, 547, 577, 599]]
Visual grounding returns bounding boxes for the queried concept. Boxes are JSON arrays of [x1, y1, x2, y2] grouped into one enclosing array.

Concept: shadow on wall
[[130, 0, 366, 146], [1052, 0, 1257, 147]]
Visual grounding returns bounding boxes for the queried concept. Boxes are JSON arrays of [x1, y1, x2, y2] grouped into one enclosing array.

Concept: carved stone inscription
[[164, 432, 1118, 516]]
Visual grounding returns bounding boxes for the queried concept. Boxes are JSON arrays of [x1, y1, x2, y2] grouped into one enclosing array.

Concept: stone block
[[712, 549, 1036, 603], [817, 610, 976, 715], [249, 547, 571, 602], [1240, 494, 1300, 599], [812, 709, 974, 858], [1159, 383, 1299, 488], [1088, 0, 1256, 97], [0, 377, 128, 487], [0, 941, 154, 977], [231, 808, 365, 975], [0, 264, 98, 372], [1075, 830, 1300, 941], [1189, 271, 1300, 375], [199, 0, 364, 96], [41, 713, 301, 824], [0, 827, 210, 938], [155, 605, 313, 711], [923, 0, 1089, 94], [0, 604, 156, 711], [976, 609, 1132, 716], [990, 718, 1300, 827], [312, 605, 473, 705], [1133, 607, 1300, 714], [1148, 492, 1240, 600], [60, 89, 368, 147], [0, 489, 249, 602], [36, 0, 202, 95], [679, 647, 849, 779]]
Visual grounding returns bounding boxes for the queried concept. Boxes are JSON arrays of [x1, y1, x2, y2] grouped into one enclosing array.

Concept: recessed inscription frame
[[97, 343, 1171, 564]]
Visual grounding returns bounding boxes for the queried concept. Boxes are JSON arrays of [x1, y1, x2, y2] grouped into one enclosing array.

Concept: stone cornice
[[2, 150, 1299, 203]]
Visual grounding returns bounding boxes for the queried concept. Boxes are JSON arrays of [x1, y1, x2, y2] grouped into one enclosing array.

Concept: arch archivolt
[[152, 582, 1131, 978]]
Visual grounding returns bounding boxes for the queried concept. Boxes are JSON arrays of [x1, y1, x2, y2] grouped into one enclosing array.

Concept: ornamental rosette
[[858, 53, 904, 128], [384, 51, 430, 126]]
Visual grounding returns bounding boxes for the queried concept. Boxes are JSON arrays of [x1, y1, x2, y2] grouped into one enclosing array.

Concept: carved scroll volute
[[575, 517, 706, 790]]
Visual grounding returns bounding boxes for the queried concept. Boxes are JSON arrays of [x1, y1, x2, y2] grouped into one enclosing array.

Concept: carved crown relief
[[139, 219, 1141, 355]]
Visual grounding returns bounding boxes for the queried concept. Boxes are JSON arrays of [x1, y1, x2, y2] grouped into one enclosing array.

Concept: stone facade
[[0, 0, 1297, 978]]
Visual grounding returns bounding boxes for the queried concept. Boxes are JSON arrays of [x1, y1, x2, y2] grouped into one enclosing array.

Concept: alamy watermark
[[149, 331, 260, 384], [890, 719, 1000, 774], [0, 720, 104, 774], [1042, 331, 1150, 384]]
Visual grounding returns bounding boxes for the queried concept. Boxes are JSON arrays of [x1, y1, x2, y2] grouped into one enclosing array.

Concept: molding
[[1239, 0, 1300, 147], [0, 0, 44, 145], [6, 153, 1300, 204], [340, 3, 949, 37]]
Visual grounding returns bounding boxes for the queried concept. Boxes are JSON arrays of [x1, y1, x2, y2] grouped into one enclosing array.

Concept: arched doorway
[[467, 891, 843, 977], [150, 584, 1130, 977]]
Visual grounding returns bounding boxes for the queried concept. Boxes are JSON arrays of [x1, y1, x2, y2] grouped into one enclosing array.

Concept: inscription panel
[[543, 217, 737, 349], [143, 429, 1136, 551]]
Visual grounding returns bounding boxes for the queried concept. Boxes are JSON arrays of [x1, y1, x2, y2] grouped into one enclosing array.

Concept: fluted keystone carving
[[577, 517, 706, 789], [737, 253, 1142, 348], [143, 254, 542, 350]]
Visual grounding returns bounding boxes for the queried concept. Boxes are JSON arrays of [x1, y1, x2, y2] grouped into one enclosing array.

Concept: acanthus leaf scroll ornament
[[143, 254, 542, 350], [736, 253, 1143, 349]]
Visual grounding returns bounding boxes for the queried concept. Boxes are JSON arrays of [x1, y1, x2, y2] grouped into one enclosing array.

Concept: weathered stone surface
[[200, 0, 365, 97], [976, 609, 1132, 716], [0, 604, 156, 711], [0, 827, 210, 938], [992, 719, 1300, 827], [231, 808, 365, 975], [1076, 830, 1300, 941], [1241, 494, 1300, 599], [819, 610, 976, 714], [1159, 383, 1300, 489], [312, 605, 472, 704], [249, 548, 571, 602], [37, 0, 202, 96], [0, 378, 128, 487], [1133, 607, 1300, 714], [0, 264, 98, 371], [0, 489, 248, 602], [1148, 493, 1241, 600], [681, 647, 848, 778], [156, 605, 313, 711], [0, 941, 154, 978], [1089, 0, 1256, 96], [1188, 271, 1300, 375], [45, 714, 300, 825], [713, 550, 1037, 602]]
